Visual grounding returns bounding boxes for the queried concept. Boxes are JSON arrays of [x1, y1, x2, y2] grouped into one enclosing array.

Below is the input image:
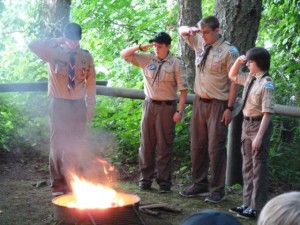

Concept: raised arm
[[228, 55, 247, 82], [179, 26, 200, 37], [120, 44, 153, 61], [28, 37, 66, 62]]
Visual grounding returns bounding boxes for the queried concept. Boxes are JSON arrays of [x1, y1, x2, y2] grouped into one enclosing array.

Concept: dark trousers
[[49, 98, 86, 189], [138, 99, 176, 188], [190, 96, 228, 195], [241, 119, 272, 210]]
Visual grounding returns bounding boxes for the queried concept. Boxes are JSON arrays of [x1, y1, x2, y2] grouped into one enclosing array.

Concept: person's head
[[245, 47, 271, 74], [63, 22, 82, 49], [181, 209, 242, 225], [258, 192, 300, 225], [149, 32, 172, 59], [197, 16, 221, 45]]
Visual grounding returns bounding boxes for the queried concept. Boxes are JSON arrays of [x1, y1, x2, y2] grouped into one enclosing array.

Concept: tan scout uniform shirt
[[29, 39, 96, 111], [235, 72, 275, 117], [183, 35, 238, 100], [127, 52, 188, 100]]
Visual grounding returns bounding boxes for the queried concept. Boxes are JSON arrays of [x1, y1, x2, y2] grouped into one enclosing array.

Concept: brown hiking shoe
[[179, 184, 209, 197]]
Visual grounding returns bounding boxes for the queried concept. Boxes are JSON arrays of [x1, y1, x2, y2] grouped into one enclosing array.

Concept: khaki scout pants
[[241, 119, 272, 210], [139, 99, 176, 188], [49, 98, 87, 189], [190, 96, 228, 195]]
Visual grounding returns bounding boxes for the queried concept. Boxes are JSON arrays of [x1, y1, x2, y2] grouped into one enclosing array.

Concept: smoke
[[62, 128, 119, 189]]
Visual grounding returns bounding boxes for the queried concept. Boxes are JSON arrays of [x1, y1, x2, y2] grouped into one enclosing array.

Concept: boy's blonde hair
[[258, 191, 300, 225]]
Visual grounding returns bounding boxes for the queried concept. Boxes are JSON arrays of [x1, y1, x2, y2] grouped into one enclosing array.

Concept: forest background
[[0, 0, 300, 192]]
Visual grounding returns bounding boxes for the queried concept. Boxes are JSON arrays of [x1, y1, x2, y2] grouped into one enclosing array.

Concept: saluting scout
[[179, 16, 239, 203], [28, 23, 96, 197], [120, 32, 188, 193], [228, 47, 275, 219]]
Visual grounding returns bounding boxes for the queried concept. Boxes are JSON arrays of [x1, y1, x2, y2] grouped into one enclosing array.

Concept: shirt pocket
[[76, 66, 88, 80], [161, 66, 175, 82], [145, 64, 157, 80], [54, 59, 68, 76], [248, 91, 261, 107], [209, 56, 223, 74]]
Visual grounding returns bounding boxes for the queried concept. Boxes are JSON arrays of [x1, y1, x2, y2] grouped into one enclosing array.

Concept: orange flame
[[67, 172, 124, 209]]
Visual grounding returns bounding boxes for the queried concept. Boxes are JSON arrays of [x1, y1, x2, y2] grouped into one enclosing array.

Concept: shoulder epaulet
[[224, 40, 231, 45]]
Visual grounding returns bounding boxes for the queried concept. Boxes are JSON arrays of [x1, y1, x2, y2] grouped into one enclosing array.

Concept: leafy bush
[[0, 93, 49, 152], [269, 115, 300, 189]]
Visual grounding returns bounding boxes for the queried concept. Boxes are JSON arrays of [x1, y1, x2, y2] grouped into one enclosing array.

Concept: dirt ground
[[0, 149, 257, 225]]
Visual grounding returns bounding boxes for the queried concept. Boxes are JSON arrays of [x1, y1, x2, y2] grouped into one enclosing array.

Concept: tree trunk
[[178, 0, 201, 90], [214, 0, 262, 54], [214, 0, 263, 185], [41, 0, 71, 38]]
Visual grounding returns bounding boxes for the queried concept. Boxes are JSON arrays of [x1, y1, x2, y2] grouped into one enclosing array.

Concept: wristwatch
[[226, 106, 234, 111]]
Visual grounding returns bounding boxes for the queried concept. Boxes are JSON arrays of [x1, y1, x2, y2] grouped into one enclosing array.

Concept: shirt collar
[[211, 35, 225, 49], [153, 51, 173, 62], [250, 71, 268, 80]]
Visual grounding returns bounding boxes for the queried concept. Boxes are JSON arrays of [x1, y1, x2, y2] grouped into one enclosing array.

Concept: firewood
[[139, 208, 160, 216], [139, 203, 167, 209]]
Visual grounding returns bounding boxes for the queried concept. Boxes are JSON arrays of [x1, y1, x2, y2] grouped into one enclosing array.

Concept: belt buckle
[[199, 97, 211, 103], [150, 99, 160, 105]]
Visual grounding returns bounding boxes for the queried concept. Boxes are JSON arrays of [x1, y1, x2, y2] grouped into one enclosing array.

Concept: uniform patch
[[147, 64, 157, 70], [229, 47, 238, 54], [266, 77, 272, 81], [216, 48, 223, 54], [264, 82, 274, 90]]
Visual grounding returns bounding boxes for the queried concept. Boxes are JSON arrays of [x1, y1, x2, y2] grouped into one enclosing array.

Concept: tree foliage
[[258, 0, 300, 105]]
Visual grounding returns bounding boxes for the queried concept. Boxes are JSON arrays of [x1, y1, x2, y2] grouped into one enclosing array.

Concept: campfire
[[52, 161, 144, 224], [66, 172, 125, 209]]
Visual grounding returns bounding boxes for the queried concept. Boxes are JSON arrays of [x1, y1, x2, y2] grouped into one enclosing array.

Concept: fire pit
[[52, 192, 144, 225]]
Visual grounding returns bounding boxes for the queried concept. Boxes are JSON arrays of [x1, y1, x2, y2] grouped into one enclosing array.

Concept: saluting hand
[[237, 55, 247, 64], [56, 37, 66, 46], [139, 43, 154, 51], [188, 27, 200, 36]]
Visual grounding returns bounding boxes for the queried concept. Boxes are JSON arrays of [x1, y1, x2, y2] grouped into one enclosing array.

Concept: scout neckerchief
[[199, 44, 212, 72], [152, 52, 169, 86], [241, 76, 256, 110], [68, 51, 76, 91], [241, 72, 269, 110]]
